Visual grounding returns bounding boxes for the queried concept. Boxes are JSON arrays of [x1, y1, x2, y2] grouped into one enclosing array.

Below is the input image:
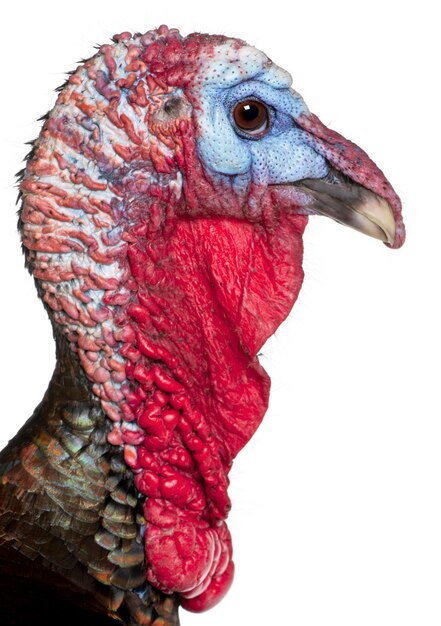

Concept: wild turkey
[[0, 25, 404, 625]]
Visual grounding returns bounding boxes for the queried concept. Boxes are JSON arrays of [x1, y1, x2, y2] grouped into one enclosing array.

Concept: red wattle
[[144, 498, 233, 602], [181, 561, 235, 612]]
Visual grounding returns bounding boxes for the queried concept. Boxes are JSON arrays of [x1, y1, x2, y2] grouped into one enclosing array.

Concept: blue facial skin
[[196, 71, 329, 190]]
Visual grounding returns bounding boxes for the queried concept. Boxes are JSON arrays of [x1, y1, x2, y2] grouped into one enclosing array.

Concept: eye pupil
[[233, 100, 269, 136], [243, 104, 258, 121]]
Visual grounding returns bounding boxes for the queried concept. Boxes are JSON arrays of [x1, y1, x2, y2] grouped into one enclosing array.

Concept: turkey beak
[[293, 171, 396, 245]]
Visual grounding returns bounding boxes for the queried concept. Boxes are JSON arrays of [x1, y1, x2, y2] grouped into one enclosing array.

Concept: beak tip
[[384, 222, 406, 249], [353, 193, 398, 247]]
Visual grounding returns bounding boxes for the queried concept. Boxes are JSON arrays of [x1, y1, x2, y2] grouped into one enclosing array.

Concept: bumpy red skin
[[19, 26, 404, 612], [118, 169, 306, 609]]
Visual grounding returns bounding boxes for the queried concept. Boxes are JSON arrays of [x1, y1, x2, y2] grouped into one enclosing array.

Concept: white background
[[0, 2, 439, 625]]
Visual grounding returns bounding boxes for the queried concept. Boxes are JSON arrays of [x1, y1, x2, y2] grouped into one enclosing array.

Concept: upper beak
[[293, 169, 396, 245], [293, 112, 405, 249]]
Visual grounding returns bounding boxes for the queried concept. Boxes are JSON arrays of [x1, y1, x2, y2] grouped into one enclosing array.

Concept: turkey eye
[[232, 100, 269, 136]]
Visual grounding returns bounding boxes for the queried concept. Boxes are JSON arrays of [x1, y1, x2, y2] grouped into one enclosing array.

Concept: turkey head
[[13, 25, 404, 618]]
